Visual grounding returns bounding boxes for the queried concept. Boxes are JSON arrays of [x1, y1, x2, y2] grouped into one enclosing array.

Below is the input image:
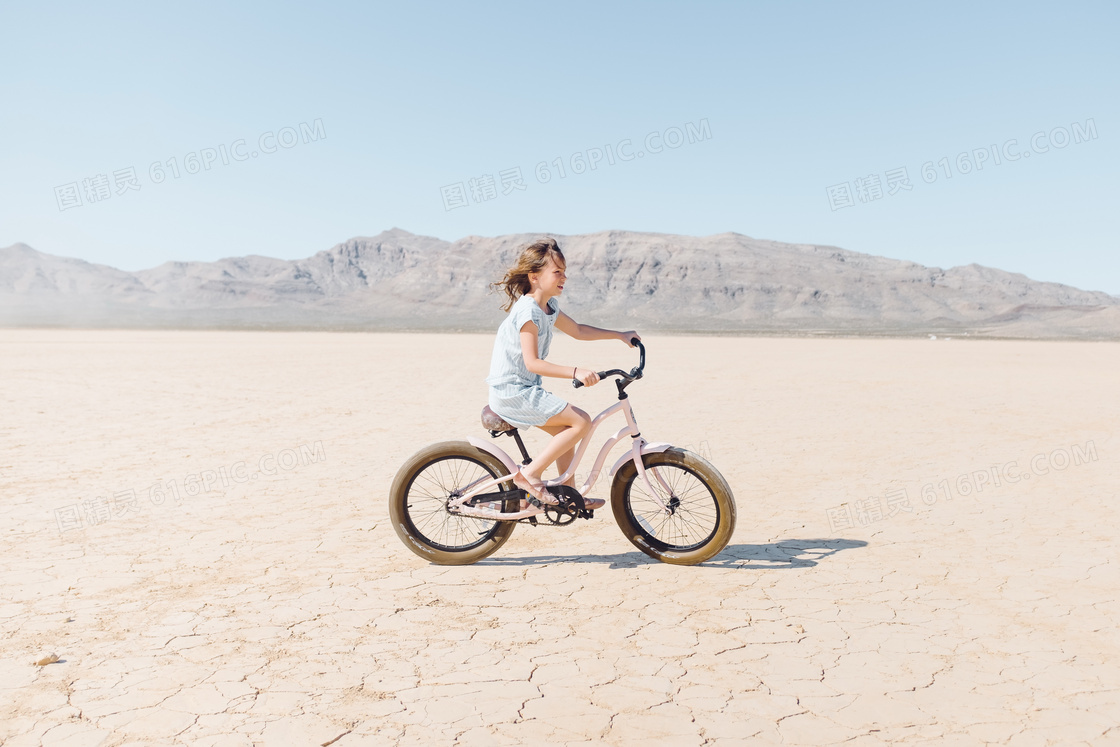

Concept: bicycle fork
[[628, 436, 677, 514]]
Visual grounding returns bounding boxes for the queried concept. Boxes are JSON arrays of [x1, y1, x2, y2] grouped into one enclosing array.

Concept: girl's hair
[[489, 237, 566, 312]]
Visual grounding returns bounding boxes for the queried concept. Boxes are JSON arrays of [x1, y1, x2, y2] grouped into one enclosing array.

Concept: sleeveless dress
[[485, 294, 568, 429]]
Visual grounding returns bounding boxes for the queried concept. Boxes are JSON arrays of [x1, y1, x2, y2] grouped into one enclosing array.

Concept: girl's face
[[531, 256, 566, 297]]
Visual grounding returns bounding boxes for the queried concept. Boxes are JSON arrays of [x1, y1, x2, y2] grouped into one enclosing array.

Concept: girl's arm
[[519, 322, 598, 383], [555, 311, 641, 346]]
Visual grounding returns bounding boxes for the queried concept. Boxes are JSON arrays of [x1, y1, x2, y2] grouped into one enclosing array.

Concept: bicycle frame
[[448, 395, 675, 521]]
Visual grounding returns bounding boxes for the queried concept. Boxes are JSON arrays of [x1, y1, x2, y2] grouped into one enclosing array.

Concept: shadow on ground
[[703, 538, 868, 569], [477, 539, 867, 569]]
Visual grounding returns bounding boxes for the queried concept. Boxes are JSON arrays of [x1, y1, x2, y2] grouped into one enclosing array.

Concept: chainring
[[541, 485, 587, 526]]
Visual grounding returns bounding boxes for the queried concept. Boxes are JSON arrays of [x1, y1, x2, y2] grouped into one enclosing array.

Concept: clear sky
[[2, 1, 1117, 293]]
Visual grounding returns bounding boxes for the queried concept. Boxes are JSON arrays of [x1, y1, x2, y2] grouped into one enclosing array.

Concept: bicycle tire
[[610, 447, 736, 565], [389, 441, 519, 565]]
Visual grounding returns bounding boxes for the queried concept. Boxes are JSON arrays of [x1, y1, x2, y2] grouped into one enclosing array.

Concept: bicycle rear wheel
[[610, 447, 736, 565], [389, 441, 519, 565]]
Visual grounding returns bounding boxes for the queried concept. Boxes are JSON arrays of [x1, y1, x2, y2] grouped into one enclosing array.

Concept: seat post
[[507, 430, 532, 465]]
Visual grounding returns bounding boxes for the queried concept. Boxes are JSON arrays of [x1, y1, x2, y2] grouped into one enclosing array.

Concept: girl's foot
[[512, 466, 559, 507], [581, 495, 607, 510]]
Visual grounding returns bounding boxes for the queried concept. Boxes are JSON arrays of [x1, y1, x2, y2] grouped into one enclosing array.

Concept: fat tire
[[389, 441, 518, 565], [611, 447, 736, 565]]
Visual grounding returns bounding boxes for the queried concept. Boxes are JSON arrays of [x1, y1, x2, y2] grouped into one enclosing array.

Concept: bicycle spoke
[[627, 462, 719, 550], [405, 457, 499, 550]]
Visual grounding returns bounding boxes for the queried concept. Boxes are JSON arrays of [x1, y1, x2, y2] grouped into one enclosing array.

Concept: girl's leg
[[521, 405, 590, 483], [536, 424, 577, 487], [520, 405, 606, 512]]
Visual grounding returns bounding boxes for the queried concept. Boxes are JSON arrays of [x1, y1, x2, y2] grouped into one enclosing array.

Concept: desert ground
[[1, 329, 1117, 746]]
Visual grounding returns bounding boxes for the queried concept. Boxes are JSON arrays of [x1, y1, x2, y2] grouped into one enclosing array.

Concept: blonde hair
[[489, 237, 566, 312]]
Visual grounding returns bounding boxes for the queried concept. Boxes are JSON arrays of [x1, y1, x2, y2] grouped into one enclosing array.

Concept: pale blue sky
[[2, 1, 1117, 292]]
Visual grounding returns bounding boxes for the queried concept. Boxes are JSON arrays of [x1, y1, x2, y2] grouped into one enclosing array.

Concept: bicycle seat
[[481, 405, 515, 432]]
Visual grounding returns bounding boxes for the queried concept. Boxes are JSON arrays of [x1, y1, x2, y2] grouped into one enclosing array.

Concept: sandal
[[512, 466, 560, 507]]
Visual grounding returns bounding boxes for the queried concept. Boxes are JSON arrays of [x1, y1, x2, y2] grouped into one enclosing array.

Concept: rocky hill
[[2, 229, 1117, 338]]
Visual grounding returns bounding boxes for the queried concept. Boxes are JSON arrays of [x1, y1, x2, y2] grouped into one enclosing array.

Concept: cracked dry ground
[[1, 331, 1118, 746]]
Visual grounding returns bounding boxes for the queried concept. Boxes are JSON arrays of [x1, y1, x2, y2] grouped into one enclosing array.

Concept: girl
[[485, 237, 640, 511]]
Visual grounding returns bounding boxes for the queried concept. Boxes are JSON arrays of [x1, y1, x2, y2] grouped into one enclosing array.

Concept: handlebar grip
[[572, 371, 608, 389]]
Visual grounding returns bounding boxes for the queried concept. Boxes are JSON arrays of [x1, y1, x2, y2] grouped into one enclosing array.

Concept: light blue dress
[[485, 294, 568, 429]]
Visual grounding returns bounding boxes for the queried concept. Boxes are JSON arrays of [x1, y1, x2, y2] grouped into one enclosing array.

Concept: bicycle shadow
[[700, 538, 868, 569], [476, 538, 867, 569]]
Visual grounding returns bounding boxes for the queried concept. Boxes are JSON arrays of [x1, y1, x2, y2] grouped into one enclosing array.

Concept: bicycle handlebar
[[572, 337, 644, 388]]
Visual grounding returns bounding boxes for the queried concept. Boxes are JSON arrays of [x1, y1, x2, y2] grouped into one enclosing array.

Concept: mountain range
[[2, 228, 1118, 338]]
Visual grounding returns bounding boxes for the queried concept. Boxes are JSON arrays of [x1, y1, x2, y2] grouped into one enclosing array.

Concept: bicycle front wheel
[[389, 441, 519, 565], [610, 447, 736, 565]]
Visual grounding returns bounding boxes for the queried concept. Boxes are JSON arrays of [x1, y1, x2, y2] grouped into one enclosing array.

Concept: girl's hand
[[618, 331, 641, 347], [574, 368, 600, 387]]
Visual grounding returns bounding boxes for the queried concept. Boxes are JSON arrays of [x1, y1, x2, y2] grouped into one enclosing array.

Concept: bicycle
[[388, 339, 736, 566]]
